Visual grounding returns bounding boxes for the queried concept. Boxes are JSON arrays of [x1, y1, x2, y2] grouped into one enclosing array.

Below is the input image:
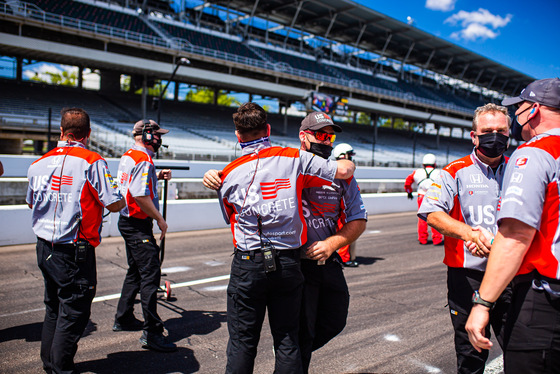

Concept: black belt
[[235, 248, 300, 260], [38, 237, 76, 255]]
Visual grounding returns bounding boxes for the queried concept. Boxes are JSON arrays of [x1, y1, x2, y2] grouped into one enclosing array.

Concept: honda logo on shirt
[[51, 175, 73, 191], [261, 179, 291, 200], [470, 174, 483, 184]]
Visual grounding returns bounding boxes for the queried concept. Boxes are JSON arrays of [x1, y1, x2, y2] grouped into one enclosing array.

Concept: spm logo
[[261, 179, 291, 200]]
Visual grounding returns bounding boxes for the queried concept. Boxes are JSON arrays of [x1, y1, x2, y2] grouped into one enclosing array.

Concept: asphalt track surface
[[0, 211, 504, 374]]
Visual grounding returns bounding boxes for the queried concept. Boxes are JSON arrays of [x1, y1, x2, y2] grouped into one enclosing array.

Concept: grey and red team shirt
[[497, 128, 560, 279], [117, 145, 159, 219], [404, 166, 441, 195], [418, 149, 507, 271], [301, 177, 367, 255], [26, 141, 122, 247], [218, 140, 337, 252]]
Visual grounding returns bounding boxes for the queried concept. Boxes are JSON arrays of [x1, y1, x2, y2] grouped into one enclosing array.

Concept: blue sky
[[353, 0, 559, 80]]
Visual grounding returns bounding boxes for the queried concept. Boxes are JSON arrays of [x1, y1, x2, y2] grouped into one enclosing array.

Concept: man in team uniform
[[113, 119, 175, 352], [405, 153, 443, 245], [27, 108, 124, 374], [418, 103, 512, 373], [297, 114, 367, 373], [202, 103, 355, 373], [467, 78, 560, 373]]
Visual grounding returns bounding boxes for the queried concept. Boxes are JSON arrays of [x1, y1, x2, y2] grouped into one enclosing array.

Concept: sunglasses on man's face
[[304, 130, 336, 143]]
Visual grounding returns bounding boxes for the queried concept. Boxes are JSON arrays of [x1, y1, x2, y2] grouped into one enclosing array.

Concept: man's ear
[[235, 130, 242, 143], [299, 131, 306, 143], [267, 123, 271, 137], [470, 130, 477, 146], [60, 127, 64, 140]]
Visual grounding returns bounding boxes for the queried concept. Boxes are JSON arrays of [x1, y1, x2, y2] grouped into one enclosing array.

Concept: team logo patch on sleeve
[[515, 157, 528, 168], [260, 179, 291, 200], [105, 173, 117, 189]]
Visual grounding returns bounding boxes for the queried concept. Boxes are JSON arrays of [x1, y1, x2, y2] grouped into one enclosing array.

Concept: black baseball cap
[[502, 78, 560, 109], [300, 112, 342, 133]]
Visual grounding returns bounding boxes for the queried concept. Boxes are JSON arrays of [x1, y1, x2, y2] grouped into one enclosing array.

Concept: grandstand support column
[[371, 113, 378, 167], [78, 66, 83, 89], [16, 56, 22, 82], [435, 124, 441, 149], [213, 88, 218, 106], [142, 75, 147, 119]]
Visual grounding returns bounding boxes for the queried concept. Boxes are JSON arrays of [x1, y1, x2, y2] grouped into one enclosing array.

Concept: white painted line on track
[[368, 230, 381, 234], [201, 285, 228, 292], [0, 274, 231, 319], [483, 354, 504, 374], [384, 334, 400, 342], [93, 274, 231, 302], [162, 266, 191, 273]]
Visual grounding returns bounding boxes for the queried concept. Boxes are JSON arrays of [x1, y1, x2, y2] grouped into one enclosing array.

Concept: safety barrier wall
[[0, 155, 417, 246]]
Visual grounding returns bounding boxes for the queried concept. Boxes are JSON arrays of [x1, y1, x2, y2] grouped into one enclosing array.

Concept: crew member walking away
[[332, 142, 361, 267], [202, 103, 355, 373], [466, 78, 560, 374], [298, 118, 367, 373], [113, 119, 175, 352], [419, 103, 512, 373], [26, 108, 124, 373], [404, 153, 443, 245]]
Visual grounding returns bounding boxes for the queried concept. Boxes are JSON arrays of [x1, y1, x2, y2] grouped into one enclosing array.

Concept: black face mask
[[511, 105, 533, 141], [477, 133, 509, 158], [308, 142, 333, 159], [151, 137, 163, 153]]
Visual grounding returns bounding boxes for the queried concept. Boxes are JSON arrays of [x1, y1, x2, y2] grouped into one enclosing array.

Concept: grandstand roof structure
[[216, 0, 533, 95], [0, 0, 533, 136]]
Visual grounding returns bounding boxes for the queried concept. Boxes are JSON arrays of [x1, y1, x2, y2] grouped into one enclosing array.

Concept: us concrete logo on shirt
[[260, 179, 291, 200]]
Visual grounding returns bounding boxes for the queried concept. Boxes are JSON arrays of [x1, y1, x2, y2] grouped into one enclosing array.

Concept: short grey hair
[[472, 103, 511, 132]]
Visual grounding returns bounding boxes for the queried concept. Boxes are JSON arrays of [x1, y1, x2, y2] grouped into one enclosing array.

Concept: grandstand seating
[[0, 79, 485, 166], [28, 0, 157, 36]]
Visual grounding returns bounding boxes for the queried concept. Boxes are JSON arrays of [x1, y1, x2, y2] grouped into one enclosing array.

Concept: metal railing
[[1, 1, 474, 116]]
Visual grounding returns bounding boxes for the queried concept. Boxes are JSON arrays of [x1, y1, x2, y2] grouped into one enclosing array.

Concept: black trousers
[[36, 237, 96, 374], [503, 273, 560, 374], [447, 267, 511, 374], [116, 216, 163, 333], [226, 249, 304, 374], [299, 254, 349, 374]]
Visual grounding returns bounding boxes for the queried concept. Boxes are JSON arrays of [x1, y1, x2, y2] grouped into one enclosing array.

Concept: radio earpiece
[[141, 119, 153, 144]]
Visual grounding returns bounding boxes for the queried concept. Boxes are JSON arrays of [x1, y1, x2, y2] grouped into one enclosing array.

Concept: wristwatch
[[472, 290, 495, 309]]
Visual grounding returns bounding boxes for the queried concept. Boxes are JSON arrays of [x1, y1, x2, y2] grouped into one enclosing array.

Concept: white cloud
[[445, 8, 512, 41], [425, 0, 456, 12], [450, 23, 498, 41]]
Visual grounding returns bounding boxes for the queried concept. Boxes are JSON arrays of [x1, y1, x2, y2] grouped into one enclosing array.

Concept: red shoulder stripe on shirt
[[443, 155, 473, 178], [221, 147, 299, 180], [520, 135, 560, 158]]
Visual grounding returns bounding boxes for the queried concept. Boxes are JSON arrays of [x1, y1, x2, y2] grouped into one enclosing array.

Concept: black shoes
[[140, 331, 177, 352], [112, 317, 143, 332], [343, 260, 359, 267]]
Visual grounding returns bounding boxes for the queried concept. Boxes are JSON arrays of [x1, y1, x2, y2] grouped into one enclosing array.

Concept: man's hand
[[156, 217, 168, 241], [305, 240, 335, 262], [466, 304, 493, 352], [203, 169, 223, 190], [467, 226, 493, 257], [407, 192, 414, 200], [157, 169, 172, 180]]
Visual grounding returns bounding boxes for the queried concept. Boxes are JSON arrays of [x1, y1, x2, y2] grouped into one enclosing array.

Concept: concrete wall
[[0, 154, 417, 246], [0, 193, 417, 246]]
